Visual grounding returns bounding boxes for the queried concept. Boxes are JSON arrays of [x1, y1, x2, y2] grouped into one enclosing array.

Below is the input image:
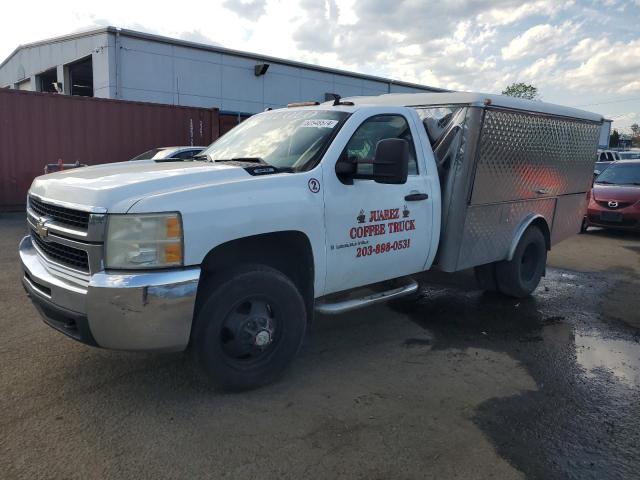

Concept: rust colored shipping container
[[0, 89, 220, 210], [219, 113, 251, 135]]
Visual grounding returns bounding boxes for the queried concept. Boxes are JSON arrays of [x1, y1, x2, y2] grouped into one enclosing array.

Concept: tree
[[631, 124, 640, 148], [610, 129, 620, 148], [502, 83, 539, 100]]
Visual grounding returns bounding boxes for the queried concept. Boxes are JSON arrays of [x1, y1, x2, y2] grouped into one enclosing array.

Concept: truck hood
[[29, 161, 250, 212]]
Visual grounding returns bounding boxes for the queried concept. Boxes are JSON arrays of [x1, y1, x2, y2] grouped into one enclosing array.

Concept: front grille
[[29, 196, 90, 229], [596, 200, 632, 210], [31, 230, 89, 271]]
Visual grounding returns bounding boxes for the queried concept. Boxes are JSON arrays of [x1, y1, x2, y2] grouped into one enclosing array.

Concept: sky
[[2, 0, 639, 133]]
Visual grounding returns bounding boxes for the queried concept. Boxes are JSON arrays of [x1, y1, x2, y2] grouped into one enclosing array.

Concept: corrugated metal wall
[[0, 89, 220, 209]]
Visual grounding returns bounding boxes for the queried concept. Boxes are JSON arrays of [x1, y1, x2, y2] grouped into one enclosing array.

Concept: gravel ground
[[1, 212, 638, 480]]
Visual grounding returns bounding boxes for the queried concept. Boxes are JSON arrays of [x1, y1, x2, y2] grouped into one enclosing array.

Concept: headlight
[[105, 213, 183, 269]]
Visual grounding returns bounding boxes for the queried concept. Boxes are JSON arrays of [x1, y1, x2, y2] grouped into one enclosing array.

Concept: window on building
[[36, 68, 58, 93], [67, 56, 93, 97]]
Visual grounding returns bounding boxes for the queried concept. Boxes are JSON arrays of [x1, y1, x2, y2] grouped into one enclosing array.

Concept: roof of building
[[0, 26, 447, 92], [336, 92, 603, 122]]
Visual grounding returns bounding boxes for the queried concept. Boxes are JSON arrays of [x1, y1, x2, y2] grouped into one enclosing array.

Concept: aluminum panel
[[264, 72, 302, 106], [414, 106, 482, 272], [456, 198, 556, 270], [120, 50, 174, 92], [551, 193, 588, 245], [221, 65, 264, 103], [471, 109, 600, 205]]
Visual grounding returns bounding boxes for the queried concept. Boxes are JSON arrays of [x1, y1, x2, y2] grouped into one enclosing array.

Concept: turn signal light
[[164, 243, 182, 263]]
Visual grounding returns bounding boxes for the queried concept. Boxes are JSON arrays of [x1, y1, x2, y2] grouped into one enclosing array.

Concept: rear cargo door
[[322, 110, 433, 294]]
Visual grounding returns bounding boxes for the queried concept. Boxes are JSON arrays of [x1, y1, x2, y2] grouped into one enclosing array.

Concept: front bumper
[[19, 236, 201, 351], [586, 205, 640, 231]]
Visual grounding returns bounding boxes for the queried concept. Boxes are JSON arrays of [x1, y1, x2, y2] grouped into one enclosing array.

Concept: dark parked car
[[583, 160, 640, 232]]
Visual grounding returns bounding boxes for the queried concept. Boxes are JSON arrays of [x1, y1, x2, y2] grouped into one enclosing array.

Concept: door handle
[[404, 193, 429, 201]]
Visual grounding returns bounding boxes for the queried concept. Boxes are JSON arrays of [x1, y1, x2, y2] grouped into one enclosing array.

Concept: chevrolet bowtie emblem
[[36, 219, 49, 239]]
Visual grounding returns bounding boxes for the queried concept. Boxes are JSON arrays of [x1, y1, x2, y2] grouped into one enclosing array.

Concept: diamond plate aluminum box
[[417, 105, 601, 272], [456, 198, 556, 270], [470, 109, 601, 205], [551, 193, 588, 245]]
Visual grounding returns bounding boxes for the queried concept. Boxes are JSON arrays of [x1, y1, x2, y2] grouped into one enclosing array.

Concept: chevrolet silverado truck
[[20, 92, 603, 389]]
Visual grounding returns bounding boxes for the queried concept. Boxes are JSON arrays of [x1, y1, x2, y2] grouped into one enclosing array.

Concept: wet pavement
[[402, 264, 640, 480], [1, 212, 639, 479]]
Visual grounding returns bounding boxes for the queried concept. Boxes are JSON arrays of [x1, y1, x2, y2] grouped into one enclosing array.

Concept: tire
[[191, 264, 307, 390], [579, 217, 589, 234], [495, 226, 547, 298], [474, 262, 498, 291]]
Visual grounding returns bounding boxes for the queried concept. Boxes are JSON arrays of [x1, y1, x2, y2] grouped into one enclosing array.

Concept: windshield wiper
[[212, 157, 294, 173], [595, 180, 614, 184], [215, 157, 264, 163]]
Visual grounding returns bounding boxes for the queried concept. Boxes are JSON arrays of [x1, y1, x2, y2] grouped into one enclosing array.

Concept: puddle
[[575, 330, 640, 387], [559, 272, 578, 280]]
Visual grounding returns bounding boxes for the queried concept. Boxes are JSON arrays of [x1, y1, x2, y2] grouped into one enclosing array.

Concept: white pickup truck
[[20, 92, 602, 389]]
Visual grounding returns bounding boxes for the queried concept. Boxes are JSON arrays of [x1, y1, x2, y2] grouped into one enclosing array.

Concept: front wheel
[[495, 226, 547, 298], [191, 265, 307, 390]]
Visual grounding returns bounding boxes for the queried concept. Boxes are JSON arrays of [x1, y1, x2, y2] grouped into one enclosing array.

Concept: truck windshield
[[595, 163, 640, 185], [201, 110, 349, 171]]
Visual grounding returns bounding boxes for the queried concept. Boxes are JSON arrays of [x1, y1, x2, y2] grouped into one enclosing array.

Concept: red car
[[584, 160, 640, 232]]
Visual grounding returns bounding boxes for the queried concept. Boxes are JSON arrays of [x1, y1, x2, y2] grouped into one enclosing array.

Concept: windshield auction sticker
[[300, 119, 339, 128]]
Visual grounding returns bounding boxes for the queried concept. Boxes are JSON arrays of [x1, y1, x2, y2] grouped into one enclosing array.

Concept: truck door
[[322, 111, 434, 294]]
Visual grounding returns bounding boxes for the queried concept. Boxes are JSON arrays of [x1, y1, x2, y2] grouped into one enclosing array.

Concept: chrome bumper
[[19, 236, 201, 352]]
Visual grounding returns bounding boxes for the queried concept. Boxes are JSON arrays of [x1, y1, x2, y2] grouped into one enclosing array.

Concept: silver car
[[130, 146, 205, 161]]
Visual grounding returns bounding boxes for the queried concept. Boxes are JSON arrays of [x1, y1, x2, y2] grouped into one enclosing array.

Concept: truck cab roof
[[321, 92, 603, 123]]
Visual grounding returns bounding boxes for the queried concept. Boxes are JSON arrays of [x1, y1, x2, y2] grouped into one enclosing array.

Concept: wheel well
[[507, 216, 551, 261], [195, 231, 315, 320], [530, 217, 551, 250]]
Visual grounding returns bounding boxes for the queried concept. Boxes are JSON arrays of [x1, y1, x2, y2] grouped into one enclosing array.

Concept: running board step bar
[[315, 278, 419, 315]]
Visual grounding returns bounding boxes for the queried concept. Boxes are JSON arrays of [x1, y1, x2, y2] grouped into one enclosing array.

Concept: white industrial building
[[0, 27, 444, 116]]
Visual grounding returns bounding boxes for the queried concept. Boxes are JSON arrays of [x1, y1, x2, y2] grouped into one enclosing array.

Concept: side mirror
[[373, 138, 409, 184], [335, 155, 357, 185], [335, 156, 357, 175]]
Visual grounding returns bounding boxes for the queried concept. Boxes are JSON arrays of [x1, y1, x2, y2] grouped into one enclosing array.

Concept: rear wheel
[[495, 226, 547, 298], [192, 265, 306, 390]]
